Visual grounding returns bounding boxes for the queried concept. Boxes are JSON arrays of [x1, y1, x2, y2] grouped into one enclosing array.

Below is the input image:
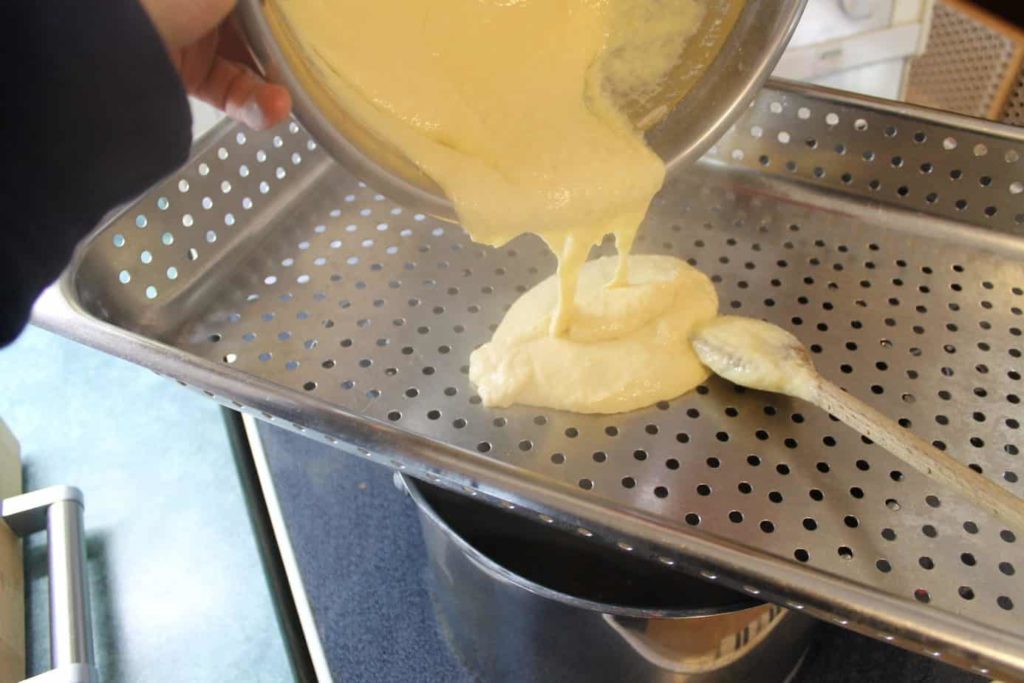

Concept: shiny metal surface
[[241, 414, 333, 682], [34, 81, 1024, 678], [1, 487, 97, 683], [235, 0, 807, 222], [46, 500, 91, 674], [402, 474, 815, 682]]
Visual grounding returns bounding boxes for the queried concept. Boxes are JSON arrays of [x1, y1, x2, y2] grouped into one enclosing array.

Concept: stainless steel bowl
[[400, 474, 815, 682], [237, 0, 807, 222]]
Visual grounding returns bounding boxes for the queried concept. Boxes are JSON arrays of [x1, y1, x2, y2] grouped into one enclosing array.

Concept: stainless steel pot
[[236, 0, 807, 222], [400, 475, 815, 682]]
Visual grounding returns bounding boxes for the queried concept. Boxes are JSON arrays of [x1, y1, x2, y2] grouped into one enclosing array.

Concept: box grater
[[905, 0, 1024, 124]]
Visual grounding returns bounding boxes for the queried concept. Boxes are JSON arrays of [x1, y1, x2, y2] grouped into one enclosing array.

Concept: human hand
[[140, 0, 292, 130]]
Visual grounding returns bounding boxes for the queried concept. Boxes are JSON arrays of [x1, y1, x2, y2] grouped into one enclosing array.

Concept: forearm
[[0, 0, 192, 345]]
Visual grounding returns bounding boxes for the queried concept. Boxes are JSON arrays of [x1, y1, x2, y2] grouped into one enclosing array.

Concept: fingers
[[191, 55, 292, 130], [166, 10, 293, 131], [251, 83, 293, 130]]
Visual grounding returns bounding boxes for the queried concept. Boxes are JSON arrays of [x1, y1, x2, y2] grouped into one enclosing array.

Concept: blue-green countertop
[[0, 326, 291, 682]]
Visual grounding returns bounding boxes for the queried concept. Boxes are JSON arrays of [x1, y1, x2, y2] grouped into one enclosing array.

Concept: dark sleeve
[[0, 0, 193, 346]]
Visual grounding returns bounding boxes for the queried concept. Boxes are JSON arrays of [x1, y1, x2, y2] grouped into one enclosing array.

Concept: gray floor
[[0, 326, 291, 682]]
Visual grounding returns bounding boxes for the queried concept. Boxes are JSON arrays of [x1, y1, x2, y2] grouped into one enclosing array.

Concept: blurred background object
[[0, 421, 24, 683], [774, 0, 1024, 126], [904, 0, 1024, 125], [772, 0, 934, 100]]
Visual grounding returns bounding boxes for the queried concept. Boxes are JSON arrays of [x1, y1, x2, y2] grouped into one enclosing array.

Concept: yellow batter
[[470, 255, 718, 413], [275, 0, 728, 413]]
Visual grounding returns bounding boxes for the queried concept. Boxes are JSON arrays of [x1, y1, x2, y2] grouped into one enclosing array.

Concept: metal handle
[[1, 486, 97, 683]]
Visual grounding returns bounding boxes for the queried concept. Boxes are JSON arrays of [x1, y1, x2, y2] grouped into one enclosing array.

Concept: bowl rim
[[237, 0, 807, 224]]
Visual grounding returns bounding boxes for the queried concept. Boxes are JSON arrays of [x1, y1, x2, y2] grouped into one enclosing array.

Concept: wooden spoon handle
[[811, 378, 1024, 531]]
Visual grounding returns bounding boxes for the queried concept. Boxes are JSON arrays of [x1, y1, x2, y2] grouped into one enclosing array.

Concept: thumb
[[140, 0, 237, 50]]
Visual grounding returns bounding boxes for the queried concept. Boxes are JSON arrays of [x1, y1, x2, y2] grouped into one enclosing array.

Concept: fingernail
[[230, 98, 266, 131]]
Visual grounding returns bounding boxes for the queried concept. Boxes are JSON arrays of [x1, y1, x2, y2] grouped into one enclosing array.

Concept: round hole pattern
[[106, 118, 313, 303], [98, 103, 1023, 636], [710, 91, 1024, 234]]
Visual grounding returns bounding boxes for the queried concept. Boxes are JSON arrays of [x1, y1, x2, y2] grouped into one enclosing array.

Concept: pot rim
[[401, 474, 764, 619]]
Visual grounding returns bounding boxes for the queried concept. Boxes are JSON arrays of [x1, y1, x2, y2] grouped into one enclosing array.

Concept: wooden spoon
[[690, 315, 1024, 531]]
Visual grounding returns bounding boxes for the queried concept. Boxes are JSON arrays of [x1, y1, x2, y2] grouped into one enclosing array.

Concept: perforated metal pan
[[34, 81, 1024, 679]]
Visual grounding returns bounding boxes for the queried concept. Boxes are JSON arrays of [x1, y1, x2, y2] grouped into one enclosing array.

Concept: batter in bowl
[[275, 0, 725, 413]]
